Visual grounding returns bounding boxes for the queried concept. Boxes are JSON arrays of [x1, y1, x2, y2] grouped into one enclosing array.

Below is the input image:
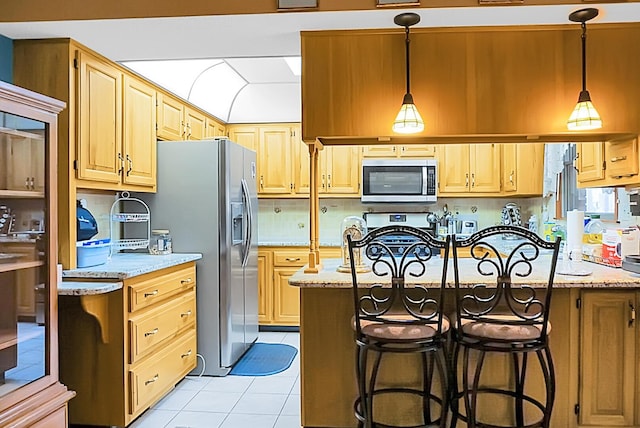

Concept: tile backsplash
[[76, 191, 118, 240], [258, 197, 545, 245]]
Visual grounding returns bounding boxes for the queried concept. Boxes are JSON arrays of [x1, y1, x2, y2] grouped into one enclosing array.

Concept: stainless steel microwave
[[361, 159, 437, 203]]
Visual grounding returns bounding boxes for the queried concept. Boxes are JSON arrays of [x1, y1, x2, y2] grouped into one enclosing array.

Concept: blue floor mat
[[230, 342, 298, 376]]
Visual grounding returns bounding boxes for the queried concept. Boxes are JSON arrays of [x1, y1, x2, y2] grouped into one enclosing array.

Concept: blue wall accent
[[0, 35, 13, 83]]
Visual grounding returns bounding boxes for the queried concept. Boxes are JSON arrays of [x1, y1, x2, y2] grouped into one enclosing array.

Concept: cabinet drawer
[[129, 329, 196, 415], [606, 139, 638, 178], [129, 292, 196, 363], [273, 251, 306, 267], [129, 264, 195, 312]]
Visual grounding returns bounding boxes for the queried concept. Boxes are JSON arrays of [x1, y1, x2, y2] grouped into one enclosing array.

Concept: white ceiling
[[1, 3, 639, 123]]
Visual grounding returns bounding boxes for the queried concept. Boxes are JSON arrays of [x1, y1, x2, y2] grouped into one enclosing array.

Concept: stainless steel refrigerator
[[133, 138, 258, 376]]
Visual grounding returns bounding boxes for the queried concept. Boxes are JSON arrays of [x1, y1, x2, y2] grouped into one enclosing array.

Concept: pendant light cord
[[404, 26, 411, 95], [581, 22, 587, 93]]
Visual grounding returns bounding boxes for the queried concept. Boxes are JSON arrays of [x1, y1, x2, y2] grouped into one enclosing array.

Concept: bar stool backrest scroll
[[452, 225, 562, 345], [347, 225, 451, 341]]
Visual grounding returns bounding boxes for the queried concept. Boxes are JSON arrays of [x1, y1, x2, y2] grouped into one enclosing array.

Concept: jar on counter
[[150, 229, 172, 255]]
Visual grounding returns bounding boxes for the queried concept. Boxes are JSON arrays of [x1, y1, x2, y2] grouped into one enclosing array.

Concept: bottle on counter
[[150, 229, 172, 255], [584, 215, 605, 244]]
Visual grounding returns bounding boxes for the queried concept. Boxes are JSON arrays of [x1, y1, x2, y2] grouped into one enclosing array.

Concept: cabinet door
[[258, 251, 273, 324], [577, 142, 605, 183], [502, 143, 517, 193], [122, 75, 156, 187], [438, 144, 470, 193], [258, 127, 292, 194], [606, 138, 639, 179], [76, 49, 122, 183], [325, 146, 360, 194], [362, 145, 398, 158], [273, 268, 300, 325], [228, 126, 259, 151], [470, 144, 501, 193], [400, 144, 436, 158], [5, 136, 33, 191], [206, 118, 226, 139], [185, 107, 206, 140], [157, 92, 184, 141], [580, 291, 635, 426]]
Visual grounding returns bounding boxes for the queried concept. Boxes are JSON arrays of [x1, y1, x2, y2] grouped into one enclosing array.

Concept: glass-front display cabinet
[[0, 81, 74, 426]]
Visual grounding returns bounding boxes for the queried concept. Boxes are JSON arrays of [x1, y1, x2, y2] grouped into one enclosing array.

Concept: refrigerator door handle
[[241, 178, 252, 268]]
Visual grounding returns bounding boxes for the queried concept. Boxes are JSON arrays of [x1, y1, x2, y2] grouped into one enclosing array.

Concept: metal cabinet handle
[[260, 175, 264, 189], [465, 173, 469, 188], [118, 153, 125, 175], [327, 174, 331, 188], [286, 257, 301, 262], [321, 174, 325, 189], [180, 310, 192, 318], [630, 301, 636, 327], [24, 177, 30, 189], [182, 121, 187, 138], [144, 290, 158, 297], [181, 278, 193, 285], [145, 374, 159, 385], [509, 171, 514, 184], [471, 173, 475, 188], [144, 328, 159, 337], [181, 350, 192, 358], [126, 154, 133, 176], [611, 156, 627, 162], [186, 122, 192, 138]]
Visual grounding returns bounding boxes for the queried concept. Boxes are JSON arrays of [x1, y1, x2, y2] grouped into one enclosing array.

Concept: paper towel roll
[[566, 210, 584, 251]]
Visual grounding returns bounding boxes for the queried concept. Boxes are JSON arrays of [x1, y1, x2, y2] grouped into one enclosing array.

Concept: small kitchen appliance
[[361, 159, 437, 203]]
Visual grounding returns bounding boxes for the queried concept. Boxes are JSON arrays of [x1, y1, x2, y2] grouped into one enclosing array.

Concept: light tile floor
[[130, 331, 301, 428]]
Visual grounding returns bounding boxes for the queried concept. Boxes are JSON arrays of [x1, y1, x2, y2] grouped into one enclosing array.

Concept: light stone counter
[[289, 256, 640, 289], [58, 281, 123, 296], [259, 241, 340, 247], [62, 252, 202, 280]]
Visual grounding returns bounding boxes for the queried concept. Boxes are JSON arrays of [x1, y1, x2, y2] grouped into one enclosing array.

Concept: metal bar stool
[[347, 225, 451, 428], [449, 225, 561, 428]]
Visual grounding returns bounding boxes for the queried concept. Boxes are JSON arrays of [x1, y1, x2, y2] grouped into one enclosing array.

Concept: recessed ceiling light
[[284, 57, 302, 76]]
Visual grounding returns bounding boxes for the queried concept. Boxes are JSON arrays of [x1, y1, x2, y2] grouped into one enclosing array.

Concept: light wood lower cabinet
[[579, 290, 637, 427], [259, 246, 340, 326], [59, 262, 197, 427], [0, 242, 39, 319]]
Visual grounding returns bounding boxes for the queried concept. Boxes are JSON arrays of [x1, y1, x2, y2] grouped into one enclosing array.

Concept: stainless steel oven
[[361, 159, 437, 203]]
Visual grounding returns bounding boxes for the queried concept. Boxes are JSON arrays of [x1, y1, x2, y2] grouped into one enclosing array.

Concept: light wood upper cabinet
[[258, 126, 293, 194], [123, 75, 156, 187], [362, 144, 436, 158], [228, 126, 259, 151], [438, 144, 501, 195], [501, 143, 544, 196], [76, 49, 122, 184], [297, 144, 360, 196], [156, 92, 184, 141], [156, 92, 209, 141], [184, 107, 206, 140], [206, 117, 226, 139], [579, 291, 636, 426], [577, 142, 605, 183], [4, 133, 45, 193]]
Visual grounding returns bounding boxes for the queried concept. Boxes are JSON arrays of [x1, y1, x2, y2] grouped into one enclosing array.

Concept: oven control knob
[[370, 246, 379, 255], [397, 247, 404, 254]]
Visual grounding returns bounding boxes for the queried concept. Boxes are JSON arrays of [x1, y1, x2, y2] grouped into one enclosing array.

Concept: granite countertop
[[62, 252, 202, 280], [289, 257, 640, 289], [58, 281, 124, 296]]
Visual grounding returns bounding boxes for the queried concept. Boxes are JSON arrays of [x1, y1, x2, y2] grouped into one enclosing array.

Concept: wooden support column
[[305, 139, 322, 273]]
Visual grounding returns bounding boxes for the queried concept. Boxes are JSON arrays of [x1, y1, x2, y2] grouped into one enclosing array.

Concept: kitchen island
[[59, 253, 201, 427], [290, 257, 640, 428]]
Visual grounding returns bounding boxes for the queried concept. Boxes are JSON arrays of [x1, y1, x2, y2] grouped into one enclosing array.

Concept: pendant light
[[392, 12, 424, 134], [567, 8, 602, 131]]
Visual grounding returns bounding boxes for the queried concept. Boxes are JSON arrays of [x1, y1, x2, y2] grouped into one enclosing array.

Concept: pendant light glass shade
[[393, 93, 425, 133], [393, 13, 423, 134], [567, 8, 601, 131], [567, 90, 602, 130]]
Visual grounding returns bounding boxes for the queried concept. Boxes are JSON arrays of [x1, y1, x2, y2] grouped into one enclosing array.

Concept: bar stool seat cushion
[[353, 314, 450, 341], [459, 315, 551, 341]]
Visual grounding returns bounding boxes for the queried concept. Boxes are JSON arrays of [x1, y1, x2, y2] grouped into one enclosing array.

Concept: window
[[561, 144, 617, 221]]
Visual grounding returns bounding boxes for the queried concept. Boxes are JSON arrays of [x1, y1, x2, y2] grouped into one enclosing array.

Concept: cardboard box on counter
[[584, 228, 639, 268]]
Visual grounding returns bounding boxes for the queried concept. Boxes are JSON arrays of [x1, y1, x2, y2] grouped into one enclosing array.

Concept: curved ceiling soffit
[[187, 60, 249, 123], [227, 82, 301, 124]]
